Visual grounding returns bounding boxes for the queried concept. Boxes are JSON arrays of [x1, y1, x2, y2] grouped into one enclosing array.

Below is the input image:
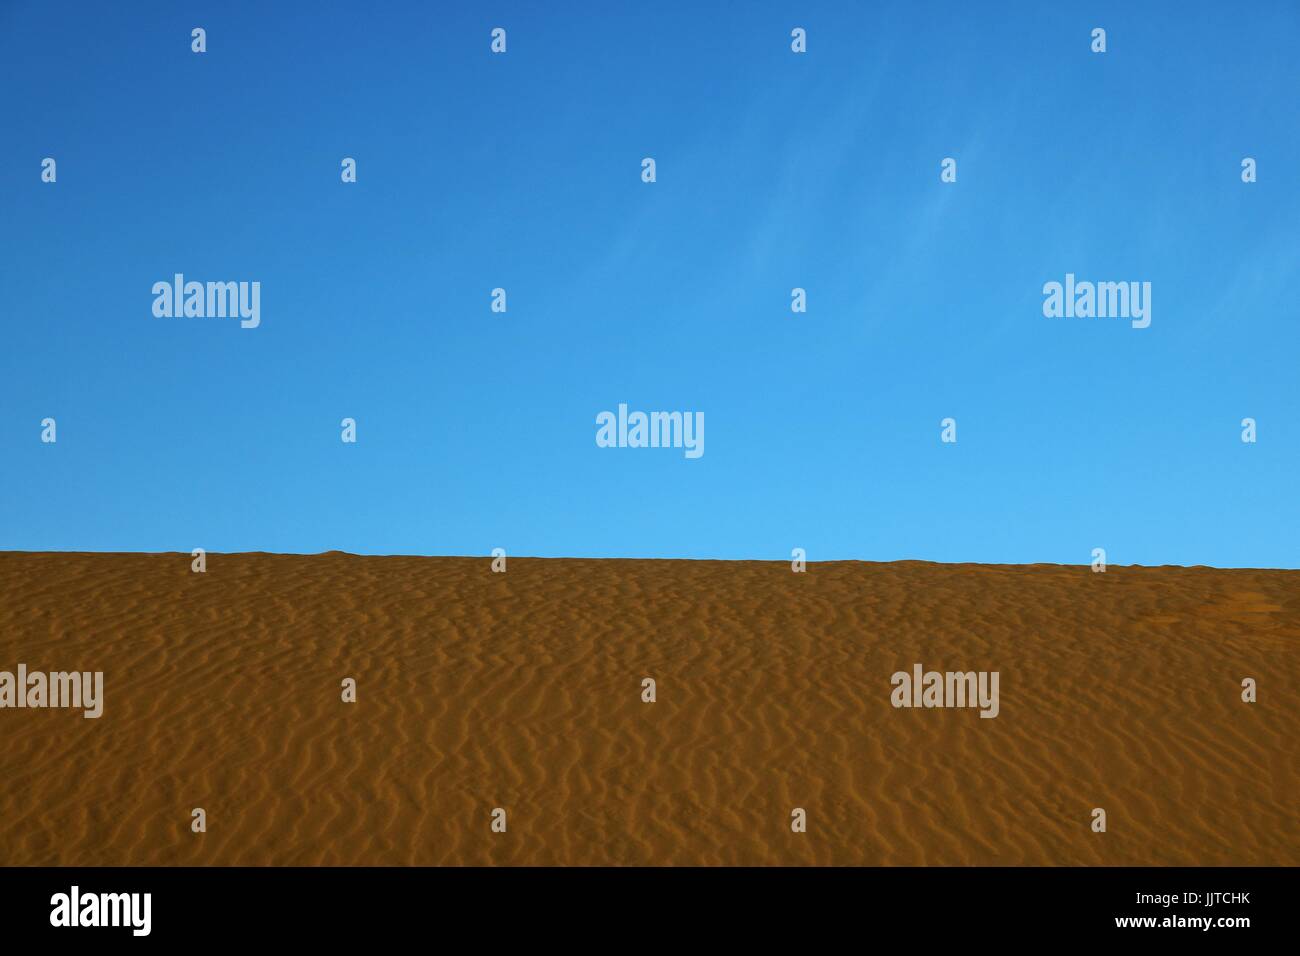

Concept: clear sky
[[2, 1, 1297, 567]]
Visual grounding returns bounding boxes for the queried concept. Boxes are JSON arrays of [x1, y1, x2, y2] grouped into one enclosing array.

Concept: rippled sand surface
[[0, 553, 1294, 865]]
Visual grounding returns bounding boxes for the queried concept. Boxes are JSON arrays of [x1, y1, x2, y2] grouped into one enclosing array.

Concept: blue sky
[[2, 1, 1297, 566]]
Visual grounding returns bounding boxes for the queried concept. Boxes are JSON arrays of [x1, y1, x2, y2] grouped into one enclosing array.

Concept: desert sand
[[0, 552, 1294, 866]]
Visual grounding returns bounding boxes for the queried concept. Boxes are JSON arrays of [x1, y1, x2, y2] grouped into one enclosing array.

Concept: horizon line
[[0, 550, 1296, 572]]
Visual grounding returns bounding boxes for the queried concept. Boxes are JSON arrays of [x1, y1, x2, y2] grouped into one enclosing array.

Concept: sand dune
[[0, 553, 1294, 865]]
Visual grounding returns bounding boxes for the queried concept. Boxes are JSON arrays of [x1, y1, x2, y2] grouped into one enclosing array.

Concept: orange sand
[[0, 553, 1294, 865]]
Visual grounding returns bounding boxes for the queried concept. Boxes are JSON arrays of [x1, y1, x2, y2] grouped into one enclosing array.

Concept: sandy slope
[[0, 553, 1294, 865]]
